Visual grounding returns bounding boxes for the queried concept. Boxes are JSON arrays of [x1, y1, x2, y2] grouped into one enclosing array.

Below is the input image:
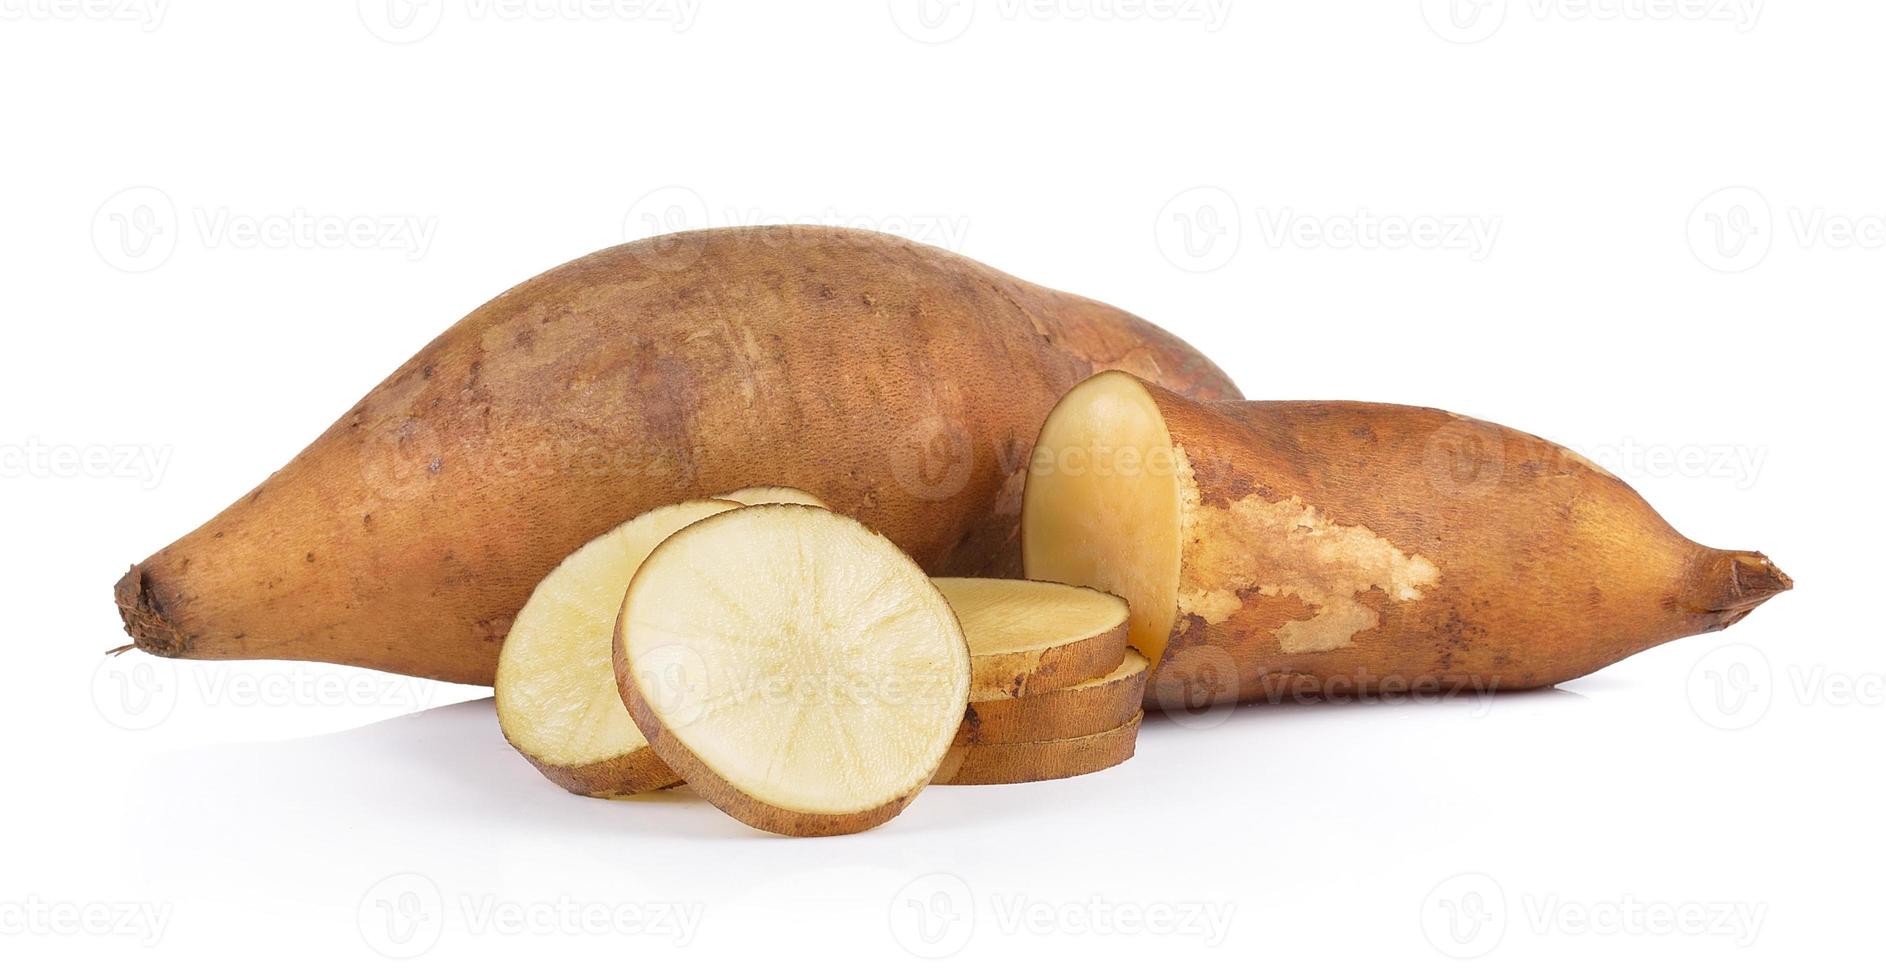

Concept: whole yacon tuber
[[114, 227, 1239, 683]]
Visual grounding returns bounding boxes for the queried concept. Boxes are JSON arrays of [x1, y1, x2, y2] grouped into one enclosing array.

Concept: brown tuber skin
[[1022, 373, 1791, 707], [112, 228, 1237, 684]]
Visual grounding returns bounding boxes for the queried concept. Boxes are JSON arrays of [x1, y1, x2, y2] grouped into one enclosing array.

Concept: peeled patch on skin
[[1174, 446, 1440, 654]]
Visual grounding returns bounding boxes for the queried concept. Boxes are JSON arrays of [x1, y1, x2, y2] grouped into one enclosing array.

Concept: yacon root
[[1021, 372, 1791, 706]]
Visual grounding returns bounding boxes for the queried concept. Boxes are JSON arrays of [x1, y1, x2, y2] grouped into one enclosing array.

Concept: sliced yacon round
[[615, 504, 970, 837], [495, 498, 742, 798], [933, 577, 1128, 700], [716, 485, 829, 508], [957, 651, 1148, 746], [933, 712, 1142, 785]]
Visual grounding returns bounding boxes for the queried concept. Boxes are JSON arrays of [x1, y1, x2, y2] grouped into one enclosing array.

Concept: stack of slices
[[930, 578, 1144, 785], [495, 487, 1146, 837]]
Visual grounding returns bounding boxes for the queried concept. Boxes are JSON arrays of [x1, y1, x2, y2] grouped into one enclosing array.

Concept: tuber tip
[[1729, 551, 1793, 602], [1697, 550, 1791, 630], [114, 564, 187, 657]]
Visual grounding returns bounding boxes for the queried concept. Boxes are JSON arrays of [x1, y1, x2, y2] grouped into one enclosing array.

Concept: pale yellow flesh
[[621, 505, 969, 815], [932, 578, 1127, 657], [717, 485, 829, 508], [495, 499, 742, 769], [1021, 372, 1183, 665]]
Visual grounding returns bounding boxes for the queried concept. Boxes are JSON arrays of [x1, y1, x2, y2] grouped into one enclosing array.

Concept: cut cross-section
[[615, 504, 970, 836], [495, 498, 742, 797], [933, 577, 1129, 699], [1021, 372, 1184, 668]]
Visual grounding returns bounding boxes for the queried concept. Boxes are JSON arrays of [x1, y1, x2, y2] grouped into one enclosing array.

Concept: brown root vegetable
[[933, 578, 1128, 700], [934, 712, 1142, 785], [112, 227, 1238, 685], [716, 486, 829, 508], [957, 651, 1149, 745], [614, 505, 969, 837], [1021, 372, 1791, 706], [494, 498, 741, 798]]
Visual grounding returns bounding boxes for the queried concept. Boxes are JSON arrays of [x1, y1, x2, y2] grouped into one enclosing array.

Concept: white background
[[1, 1, 1876, 975]]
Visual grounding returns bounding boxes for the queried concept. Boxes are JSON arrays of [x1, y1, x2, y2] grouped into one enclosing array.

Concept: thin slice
[[934, 578, 1129, 700], [957, 651, 1148, 745], [717, 485, 829, 508], [933, 712, 1143, 785], [495, 498, 742, 797], [615, 504, 970, 836]]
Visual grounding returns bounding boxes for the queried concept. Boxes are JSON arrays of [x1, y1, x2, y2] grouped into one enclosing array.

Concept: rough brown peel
[[956, 651, 1149, 745], [113, 228, 1238, 684], [934, 712, 1142, 785], [1021, 372, 1792, 706]]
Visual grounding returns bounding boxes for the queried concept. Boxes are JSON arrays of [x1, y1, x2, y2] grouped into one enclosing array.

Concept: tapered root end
[[114, 565, 187, 657], [1728, 551, 1793, 603], [1699, 550, 1792, 630]]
